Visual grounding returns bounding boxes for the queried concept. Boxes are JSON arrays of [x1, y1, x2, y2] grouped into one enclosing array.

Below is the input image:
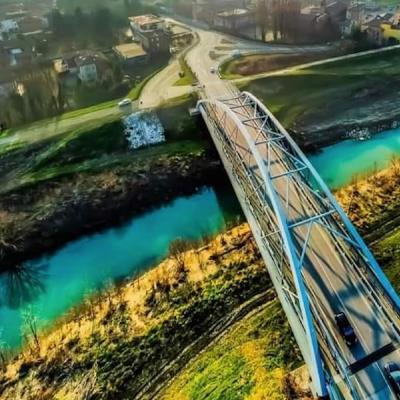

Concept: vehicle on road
[[232, 49, 241, 58], [385, 363, 400, 397], [118, 98, 132, 108], [210, 66, 216, 74], [335, 312, 357, 346]]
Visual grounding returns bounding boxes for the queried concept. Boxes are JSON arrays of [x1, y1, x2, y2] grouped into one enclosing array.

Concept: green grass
[[245, 48, 400, 128], [128, 66, 165, 100], [160, 299, 301, 400], [219, 57, 247, 80], [174, 56, 197, 86], [373, 228, 400, 293]]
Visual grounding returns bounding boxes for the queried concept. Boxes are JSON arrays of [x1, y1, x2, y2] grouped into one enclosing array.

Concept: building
[[380, 13, 400, 44], [213, 8, 255, 31], [364, 15, 388, 44], [75, 55, 98, 83], [0, 19, 18, 40], [342, 2, 365, 35], [53, 51, 114, 86], [0, 39, 35, 67], [113, 42, 149, 66], [129, 14, 171, 53]]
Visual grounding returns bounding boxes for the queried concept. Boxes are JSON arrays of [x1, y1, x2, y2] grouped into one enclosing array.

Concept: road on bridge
[[186, 28, 400, 400]]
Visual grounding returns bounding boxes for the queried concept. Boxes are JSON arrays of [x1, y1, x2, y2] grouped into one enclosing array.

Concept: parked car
[[385, 363, 400, 397], [210, 66, 216, 74], [118, 98, 132, 108], [335, 312, 357, 346]]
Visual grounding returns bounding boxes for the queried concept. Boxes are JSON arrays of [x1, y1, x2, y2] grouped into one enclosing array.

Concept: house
[[75, 55, 98, 83], [0, 39, 35, 67], [342, 2, 365, 35], [381, 13, 400, 44], [113, 42, 148, 66], [54, 51, 113, 85], [213, 8, 255, 31], [364, 15, 388, 44], [0, 19, 18, 40], [129, 14, 171, 53]]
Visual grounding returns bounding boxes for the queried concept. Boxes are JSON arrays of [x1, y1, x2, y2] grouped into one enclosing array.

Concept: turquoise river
[[1, 127, 400, 349]]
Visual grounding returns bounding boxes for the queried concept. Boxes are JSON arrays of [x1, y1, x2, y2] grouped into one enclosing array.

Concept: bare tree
[[21, 307, 40, 354]]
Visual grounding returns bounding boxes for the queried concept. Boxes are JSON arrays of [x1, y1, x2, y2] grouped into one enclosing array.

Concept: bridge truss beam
[[197, 90, 400, 399]]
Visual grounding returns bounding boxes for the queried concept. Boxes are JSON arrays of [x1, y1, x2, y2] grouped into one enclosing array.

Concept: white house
[[0, 19, 19, 40], [75, 55, 98, 83]]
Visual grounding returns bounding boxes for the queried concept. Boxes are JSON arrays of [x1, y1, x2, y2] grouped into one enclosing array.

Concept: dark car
[[385, 362, 400, 397], [335, 312, 357, 346]]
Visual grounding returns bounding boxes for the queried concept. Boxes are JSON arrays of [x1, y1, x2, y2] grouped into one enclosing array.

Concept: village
[[0, 0, 400, 129]]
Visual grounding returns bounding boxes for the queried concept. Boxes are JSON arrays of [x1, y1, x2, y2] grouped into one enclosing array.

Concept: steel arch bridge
[[197, 90, 400, 399]]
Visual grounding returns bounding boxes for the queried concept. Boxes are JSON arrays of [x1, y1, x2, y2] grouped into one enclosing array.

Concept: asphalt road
[[188, 29, 400, 398]]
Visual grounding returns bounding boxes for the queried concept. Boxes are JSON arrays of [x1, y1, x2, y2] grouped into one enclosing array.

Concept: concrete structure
[[113, 43, 148, 66], [129, 14, 170, 53], [75, 55, 98, 83], [0, 19, 18, 40], [190, 41, 400, 399], [213, 8, 255, 31], [53, 51, 113, 85]]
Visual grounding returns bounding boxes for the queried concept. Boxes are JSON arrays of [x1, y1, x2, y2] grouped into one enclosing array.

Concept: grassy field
[[0, 100, 204, 194], [159, 299, 303, 400], [245, 48, 400, 130], [174, 56, 197, 86], [220, 52, 337, 80]]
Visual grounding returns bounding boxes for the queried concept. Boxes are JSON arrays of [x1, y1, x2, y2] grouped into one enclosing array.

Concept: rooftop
[[129, 14, 163, 27], [114, 42, 147, 59]]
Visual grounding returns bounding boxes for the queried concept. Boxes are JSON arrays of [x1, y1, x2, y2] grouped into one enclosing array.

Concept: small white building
[[0, 19, 19, 40], [75, 56, 98, 83]]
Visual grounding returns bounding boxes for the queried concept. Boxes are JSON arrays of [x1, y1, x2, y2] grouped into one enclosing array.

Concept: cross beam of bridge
[[197, 89, 400, 400]]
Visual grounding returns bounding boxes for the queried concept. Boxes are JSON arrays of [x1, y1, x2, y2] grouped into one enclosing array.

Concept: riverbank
[[244, 47, 400, 149], [3, 159, 400, 399], [0, 142, 223, 270], [0, 225, 299, 399], [335, 158, 400, 244], [0, 101, 227, 270]]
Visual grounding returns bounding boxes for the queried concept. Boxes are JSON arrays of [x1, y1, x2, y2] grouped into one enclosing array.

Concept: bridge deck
[[198, 78, 400, 399]]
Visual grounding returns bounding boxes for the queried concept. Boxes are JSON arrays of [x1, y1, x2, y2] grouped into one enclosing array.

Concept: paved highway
[[187, 29, 400, 398]]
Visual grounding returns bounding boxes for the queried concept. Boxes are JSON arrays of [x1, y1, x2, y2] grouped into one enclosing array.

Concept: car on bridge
[[385, 362, 400, 397], [335, 312, 357, 346]]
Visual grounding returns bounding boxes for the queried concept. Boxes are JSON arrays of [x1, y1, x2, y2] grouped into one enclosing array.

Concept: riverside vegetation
[[0, 102, 224, 270], [245, 48, 400, 148], [2, 160, 400, 399]]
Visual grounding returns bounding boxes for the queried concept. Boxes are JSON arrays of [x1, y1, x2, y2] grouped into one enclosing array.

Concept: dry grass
[[335, 157, 400, 237]]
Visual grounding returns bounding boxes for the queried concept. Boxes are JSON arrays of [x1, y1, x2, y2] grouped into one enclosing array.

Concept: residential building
[[0, 19, 18, 40], [364, 15, 388, 44], [381, 13, 400, 43], [75, 55, 98, 83], [0, 39, 35, 67], [53, 51, 114, 86], [113, 42, 149, 66], [129, 14, 171, 53]]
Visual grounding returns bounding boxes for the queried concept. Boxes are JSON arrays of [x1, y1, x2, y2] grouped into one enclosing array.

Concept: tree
[[21, 307, 40, 354], [256, 0, 268, 42]]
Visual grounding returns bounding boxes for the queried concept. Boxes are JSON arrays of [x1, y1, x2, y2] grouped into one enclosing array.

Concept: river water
[[1, 127, 400, 349]]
